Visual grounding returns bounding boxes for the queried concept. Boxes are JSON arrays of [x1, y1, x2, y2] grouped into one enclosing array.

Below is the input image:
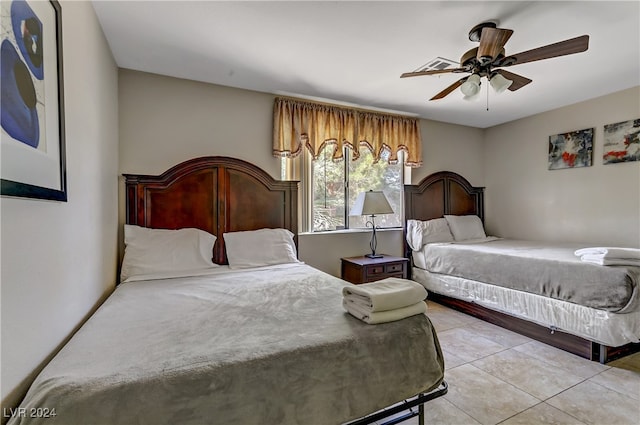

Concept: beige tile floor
[[378, 301, 640, 425]]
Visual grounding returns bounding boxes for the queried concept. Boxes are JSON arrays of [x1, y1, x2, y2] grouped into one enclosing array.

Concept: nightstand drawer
[[366, 265, 385, 276], [385, 263, 404, 273]]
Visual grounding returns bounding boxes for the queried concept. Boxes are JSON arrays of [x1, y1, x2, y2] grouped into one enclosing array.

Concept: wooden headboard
[[404, 171, 484, 221], [124, 156, 298, 265], [403, 171, 485, 256]]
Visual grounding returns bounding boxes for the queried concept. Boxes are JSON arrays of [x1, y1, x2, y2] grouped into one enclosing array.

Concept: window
[[273, 97, 421, 232], [312, 146, 345, 231], [291, 146, 405, 232]]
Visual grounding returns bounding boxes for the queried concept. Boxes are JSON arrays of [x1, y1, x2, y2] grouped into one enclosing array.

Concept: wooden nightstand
[[341, 255, 409, 284]]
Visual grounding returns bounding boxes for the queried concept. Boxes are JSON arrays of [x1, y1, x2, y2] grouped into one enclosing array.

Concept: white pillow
[[406, 218, 454, 251], [121, 225, 217, 282], [444, 215, 486, 241], [223, 228, 300, 269]]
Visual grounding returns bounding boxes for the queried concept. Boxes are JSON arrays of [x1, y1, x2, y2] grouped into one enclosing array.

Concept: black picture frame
[[1, 0, 67, 201]]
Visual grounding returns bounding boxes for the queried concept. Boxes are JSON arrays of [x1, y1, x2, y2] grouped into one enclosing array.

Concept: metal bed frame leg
[[345, 381, 447, 425]]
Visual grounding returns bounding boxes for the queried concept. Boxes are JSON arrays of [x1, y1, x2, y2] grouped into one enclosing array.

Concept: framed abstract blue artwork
[[1, 0, 66, 201]]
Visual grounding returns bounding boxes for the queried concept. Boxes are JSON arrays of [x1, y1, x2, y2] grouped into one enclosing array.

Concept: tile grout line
[[433, 304, 639, 425], [443, 362, 540, 425]]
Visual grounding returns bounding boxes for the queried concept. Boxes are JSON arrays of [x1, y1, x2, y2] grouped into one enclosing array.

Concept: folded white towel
[[579, 255, 640, 267], [343, 299, 427, 324], [574, 247, 640, 260], [342, 278, 427, 312]]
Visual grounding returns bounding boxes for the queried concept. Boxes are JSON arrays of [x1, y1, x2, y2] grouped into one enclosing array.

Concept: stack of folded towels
[[342, 277, 428, 324], [574, 247, 640, 266]]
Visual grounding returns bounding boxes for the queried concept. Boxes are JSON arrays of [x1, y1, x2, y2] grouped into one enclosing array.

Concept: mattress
[[413, 239, 640, 313], [9, 263, 444, 425], [412, 267, 640, 347]]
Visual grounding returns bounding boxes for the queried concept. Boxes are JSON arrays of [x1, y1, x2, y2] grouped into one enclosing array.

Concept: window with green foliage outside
[[312, 147, 403, 232]]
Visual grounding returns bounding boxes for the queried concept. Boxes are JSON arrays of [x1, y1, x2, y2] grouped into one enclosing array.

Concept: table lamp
[[349, 190, 394, 258]]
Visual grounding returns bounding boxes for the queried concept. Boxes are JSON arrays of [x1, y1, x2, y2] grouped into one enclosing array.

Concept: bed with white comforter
[[404, 170, 640, 362], [9, 263, 445, 425], [412, 240, 640, 347], [407, 217, 640, 348]]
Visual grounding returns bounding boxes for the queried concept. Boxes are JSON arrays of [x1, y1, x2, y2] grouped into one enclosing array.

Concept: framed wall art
[[603, 118, 640, 164], [1, 0, 66, 201], [548, 128, 594, 170]]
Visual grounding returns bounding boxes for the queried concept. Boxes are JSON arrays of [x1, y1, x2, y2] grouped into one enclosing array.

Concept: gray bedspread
[[422, 240, 640, 313], [9, 264, 444, 425]]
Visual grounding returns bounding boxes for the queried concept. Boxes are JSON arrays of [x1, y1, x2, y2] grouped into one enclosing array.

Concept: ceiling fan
[[401, 22, 589, 101]]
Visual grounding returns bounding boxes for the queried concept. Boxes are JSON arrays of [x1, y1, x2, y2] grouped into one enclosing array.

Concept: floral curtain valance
[[272, 97, 423, 167]]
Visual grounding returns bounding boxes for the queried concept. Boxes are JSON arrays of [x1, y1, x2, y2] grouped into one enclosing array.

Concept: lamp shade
[[490, 72, 513, 93], [349, 190, 394, 216], [460, 74, 481, 97]]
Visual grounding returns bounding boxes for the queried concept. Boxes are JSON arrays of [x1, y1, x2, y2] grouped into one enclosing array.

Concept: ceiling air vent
[[415, 57, 459, 72]]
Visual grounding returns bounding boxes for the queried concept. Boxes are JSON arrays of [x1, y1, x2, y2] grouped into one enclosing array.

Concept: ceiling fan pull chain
[[486, 85, 489, 111]]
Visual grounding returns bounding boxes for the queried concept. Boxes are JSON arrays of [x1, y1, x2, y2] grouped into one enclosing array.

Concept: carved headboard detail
[[403, 171, 485, 257], [124, 156, 298, 265], [404, 171, 484, 222]]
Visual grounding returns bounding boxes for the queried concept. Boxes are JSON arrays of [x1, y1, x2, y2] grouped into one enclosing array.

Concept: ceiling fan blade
[[495, 69, 532, 91], [496, 35, 589, 67], [430, 78, 466, 101], [400, 68, 467, 78], [477, 27, 513, 64]]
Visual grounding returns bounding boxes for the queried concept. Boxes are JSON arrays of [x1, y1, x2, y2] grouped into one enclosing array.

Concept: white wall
[[298, 230, 405, 276], [118, 70, 485, 276], [118, 70, 277, 177], [484, 87, 640, 247], [0, 1, 119, 413], [415, 120, 484, 187], [119, 69, 483, 275]]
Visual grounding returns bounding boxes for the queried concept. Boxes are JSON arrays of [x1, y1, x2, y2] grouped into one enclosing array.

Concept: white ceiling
[[91, 1, 640, 129]]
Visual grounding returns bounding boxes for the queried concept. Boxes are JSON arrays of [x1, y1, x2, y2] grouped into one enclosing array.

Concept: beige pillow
[[443, 215, 486, 241]]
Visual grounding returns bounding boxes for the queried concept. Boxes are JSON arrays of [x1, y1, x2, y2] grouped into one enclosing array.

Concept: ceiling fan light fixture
[[490, 72, 513, 93], [460, 74, 481, 97], [400, 23, 590, 103], [462, 93, 481, 101]]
